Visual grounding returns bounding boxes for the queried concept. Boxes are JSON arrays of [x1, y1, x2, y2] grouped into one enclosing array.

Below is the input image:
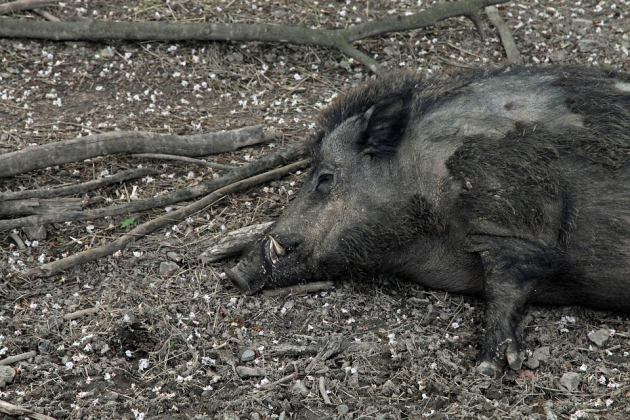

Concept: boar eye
[[316, 172, 335, 193]]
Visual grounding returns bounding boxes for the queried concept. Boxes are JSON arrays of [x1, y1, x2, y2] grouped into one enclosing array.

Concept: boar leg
[[470, 235, 564, 376]]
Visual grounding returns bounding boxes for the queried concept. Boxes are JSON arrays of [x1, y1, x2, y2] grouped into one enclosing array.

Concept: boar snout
[[227, 234, 302, 294]]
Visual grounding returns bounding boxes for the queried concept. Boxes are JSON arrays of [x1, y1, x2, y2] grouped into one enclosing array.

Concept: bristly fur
[[318, 72, 423, 136], [446, 66, 630, 230]]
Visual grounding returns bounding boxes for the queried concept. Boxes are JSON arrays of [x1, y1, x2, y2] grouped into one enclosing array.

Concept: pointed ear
[[359, 94, 412, 157]]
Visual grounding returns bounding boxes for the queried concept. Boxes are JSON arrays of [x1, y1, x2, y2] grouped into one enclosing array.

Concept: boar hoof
[[476, 361, 502, 377]]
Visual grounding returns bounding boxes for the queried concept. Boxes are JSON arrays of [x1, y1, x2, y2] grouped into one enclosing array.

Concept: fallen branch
[[199, 222, 273, 264], [0, 125, 279, 179], [0, 168, 159, 201], [0, 142, 309, 231], [262, 281, 335, 298], [485, 6, 522, 64], [0, 400, 56, 420], [131, 154, 234, 171], [0, 0, 55, 15], [23, 158, 311, 278], [0, 198, 82, 217], [0, 0, 508, 75]]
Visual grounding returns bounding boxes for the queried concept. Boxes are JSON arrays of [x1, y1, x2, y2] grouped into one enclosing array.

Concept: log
[[199, 222, 273, 264]]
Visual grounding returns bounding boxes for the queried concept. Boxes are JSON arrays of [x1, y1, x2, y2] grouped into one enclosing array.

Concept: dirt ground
[[1, 1, 630, 419]]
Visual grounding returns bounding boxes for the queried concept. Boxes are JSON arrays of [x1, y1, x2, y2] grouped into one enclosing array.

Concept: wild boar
[[227, 66, 630, 376]]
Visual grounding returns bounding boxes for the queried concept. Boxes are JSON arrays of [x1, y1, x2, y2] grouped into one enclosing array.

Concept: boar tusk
[[268, 235, 286, 264]]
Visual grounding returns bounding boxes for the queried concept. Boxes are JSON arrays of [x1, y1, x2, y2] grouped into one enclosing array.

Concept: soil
[[1, 1, 630, 419]]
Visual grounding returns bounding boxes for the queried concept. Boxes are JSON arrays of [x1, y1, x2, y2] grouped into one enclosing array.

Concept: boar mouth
[[226, 235, 285, 295]]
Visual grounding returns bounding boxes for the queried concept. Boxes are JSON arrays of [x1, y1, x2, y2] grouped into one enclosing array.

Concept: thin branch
[[0, 168, 159, 201], [9, 231, 26, 250], [0, 400, 56, 420], [0, 0, 55, 15], [23, 158, 311, 278], [485, 6, 522, 64], [0, 143, 309, 231], [0, 351, 36, 365], [131, 154, 235, 171], [32, 8, 59, 22], [0, 0, 508, 74], [0, 125, 279, 179], [63, 307, 99, 320], [262, 281, 335, 298]]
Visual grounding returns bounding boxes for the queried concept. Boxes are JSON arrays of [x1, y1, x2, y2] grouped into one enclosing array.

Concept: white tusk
[[268, 236, 286, 264]]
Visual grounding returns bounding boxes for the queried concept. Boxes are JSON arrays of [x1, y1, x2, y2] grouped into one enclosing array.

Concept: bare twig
[[0, 0, 508, 75], [0, 125, 279, 179], [0, 351, 37, 365], [23, 158, 311, 278], [63, 307, 99, 320], [0, 400, 56, 420], [485, 6, 522, 64], [32, 8, 59, 21], [0, 0, 54, 15], [258, 372, 297, 390], [0, 168, 159, 201], [131, 154, 235, 171], [318, 377, 333, 405], [9, 231, 26, 250], [262, 281, 335, 298]]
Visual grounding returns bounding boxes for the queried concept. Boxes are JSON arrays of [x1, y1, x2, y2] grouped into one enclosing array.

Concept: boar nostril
[[268, 235, 286, 264]]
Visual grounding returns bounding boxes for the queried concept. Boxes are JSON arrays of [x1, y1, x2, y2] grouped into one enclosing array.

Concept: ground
[[1, 1, 630, 419]]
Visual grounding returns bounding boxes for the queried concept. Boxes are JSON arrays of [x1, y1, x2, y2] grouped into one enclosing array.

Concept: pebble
[[588, 328, 611, 347], [559, 372, 581, 392], [292, 380, 309, 396], [338, 404, 350, 415], [159, 261, 179, 276], [241, 349, 256, 362], [532, 346, 550, 363], [0, 366, 16, 386], [235, 366, 265, 378], [22, 225, 47, 241]]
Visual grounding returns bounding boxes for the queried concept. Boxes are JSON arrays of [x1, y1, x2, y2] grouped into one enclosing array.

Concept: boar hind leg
[[470, 236, 564, 376]]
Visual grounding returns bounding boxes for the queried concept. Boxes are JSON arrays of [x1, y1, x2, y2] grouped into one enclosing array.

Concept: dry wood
[[0, 351, 36, 365], [32, 8, 58, 21], [318, 377, 333, 405], [0, 168, 159, 201], [23, 158, 311, 278], [257, 372, 297, 390], [0, 143, 309, 231], [9, 231, 26, 250], [131, 154, 234, 171], [0, 400, 56, 420], [262, 281, 335, 298], [62, 306, 99, 320], [0, 125, 279, 179], [485, 6, 523, 64], [0, 0, 54, 15], [199, 222, 273, 264], [0, 197, 82, 217], [0, 0, 508, 75]]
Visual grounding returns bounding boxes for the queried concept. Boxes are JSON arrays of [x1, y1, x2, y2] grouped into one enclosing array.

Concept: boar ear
[[359, 94, 412, 157]]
